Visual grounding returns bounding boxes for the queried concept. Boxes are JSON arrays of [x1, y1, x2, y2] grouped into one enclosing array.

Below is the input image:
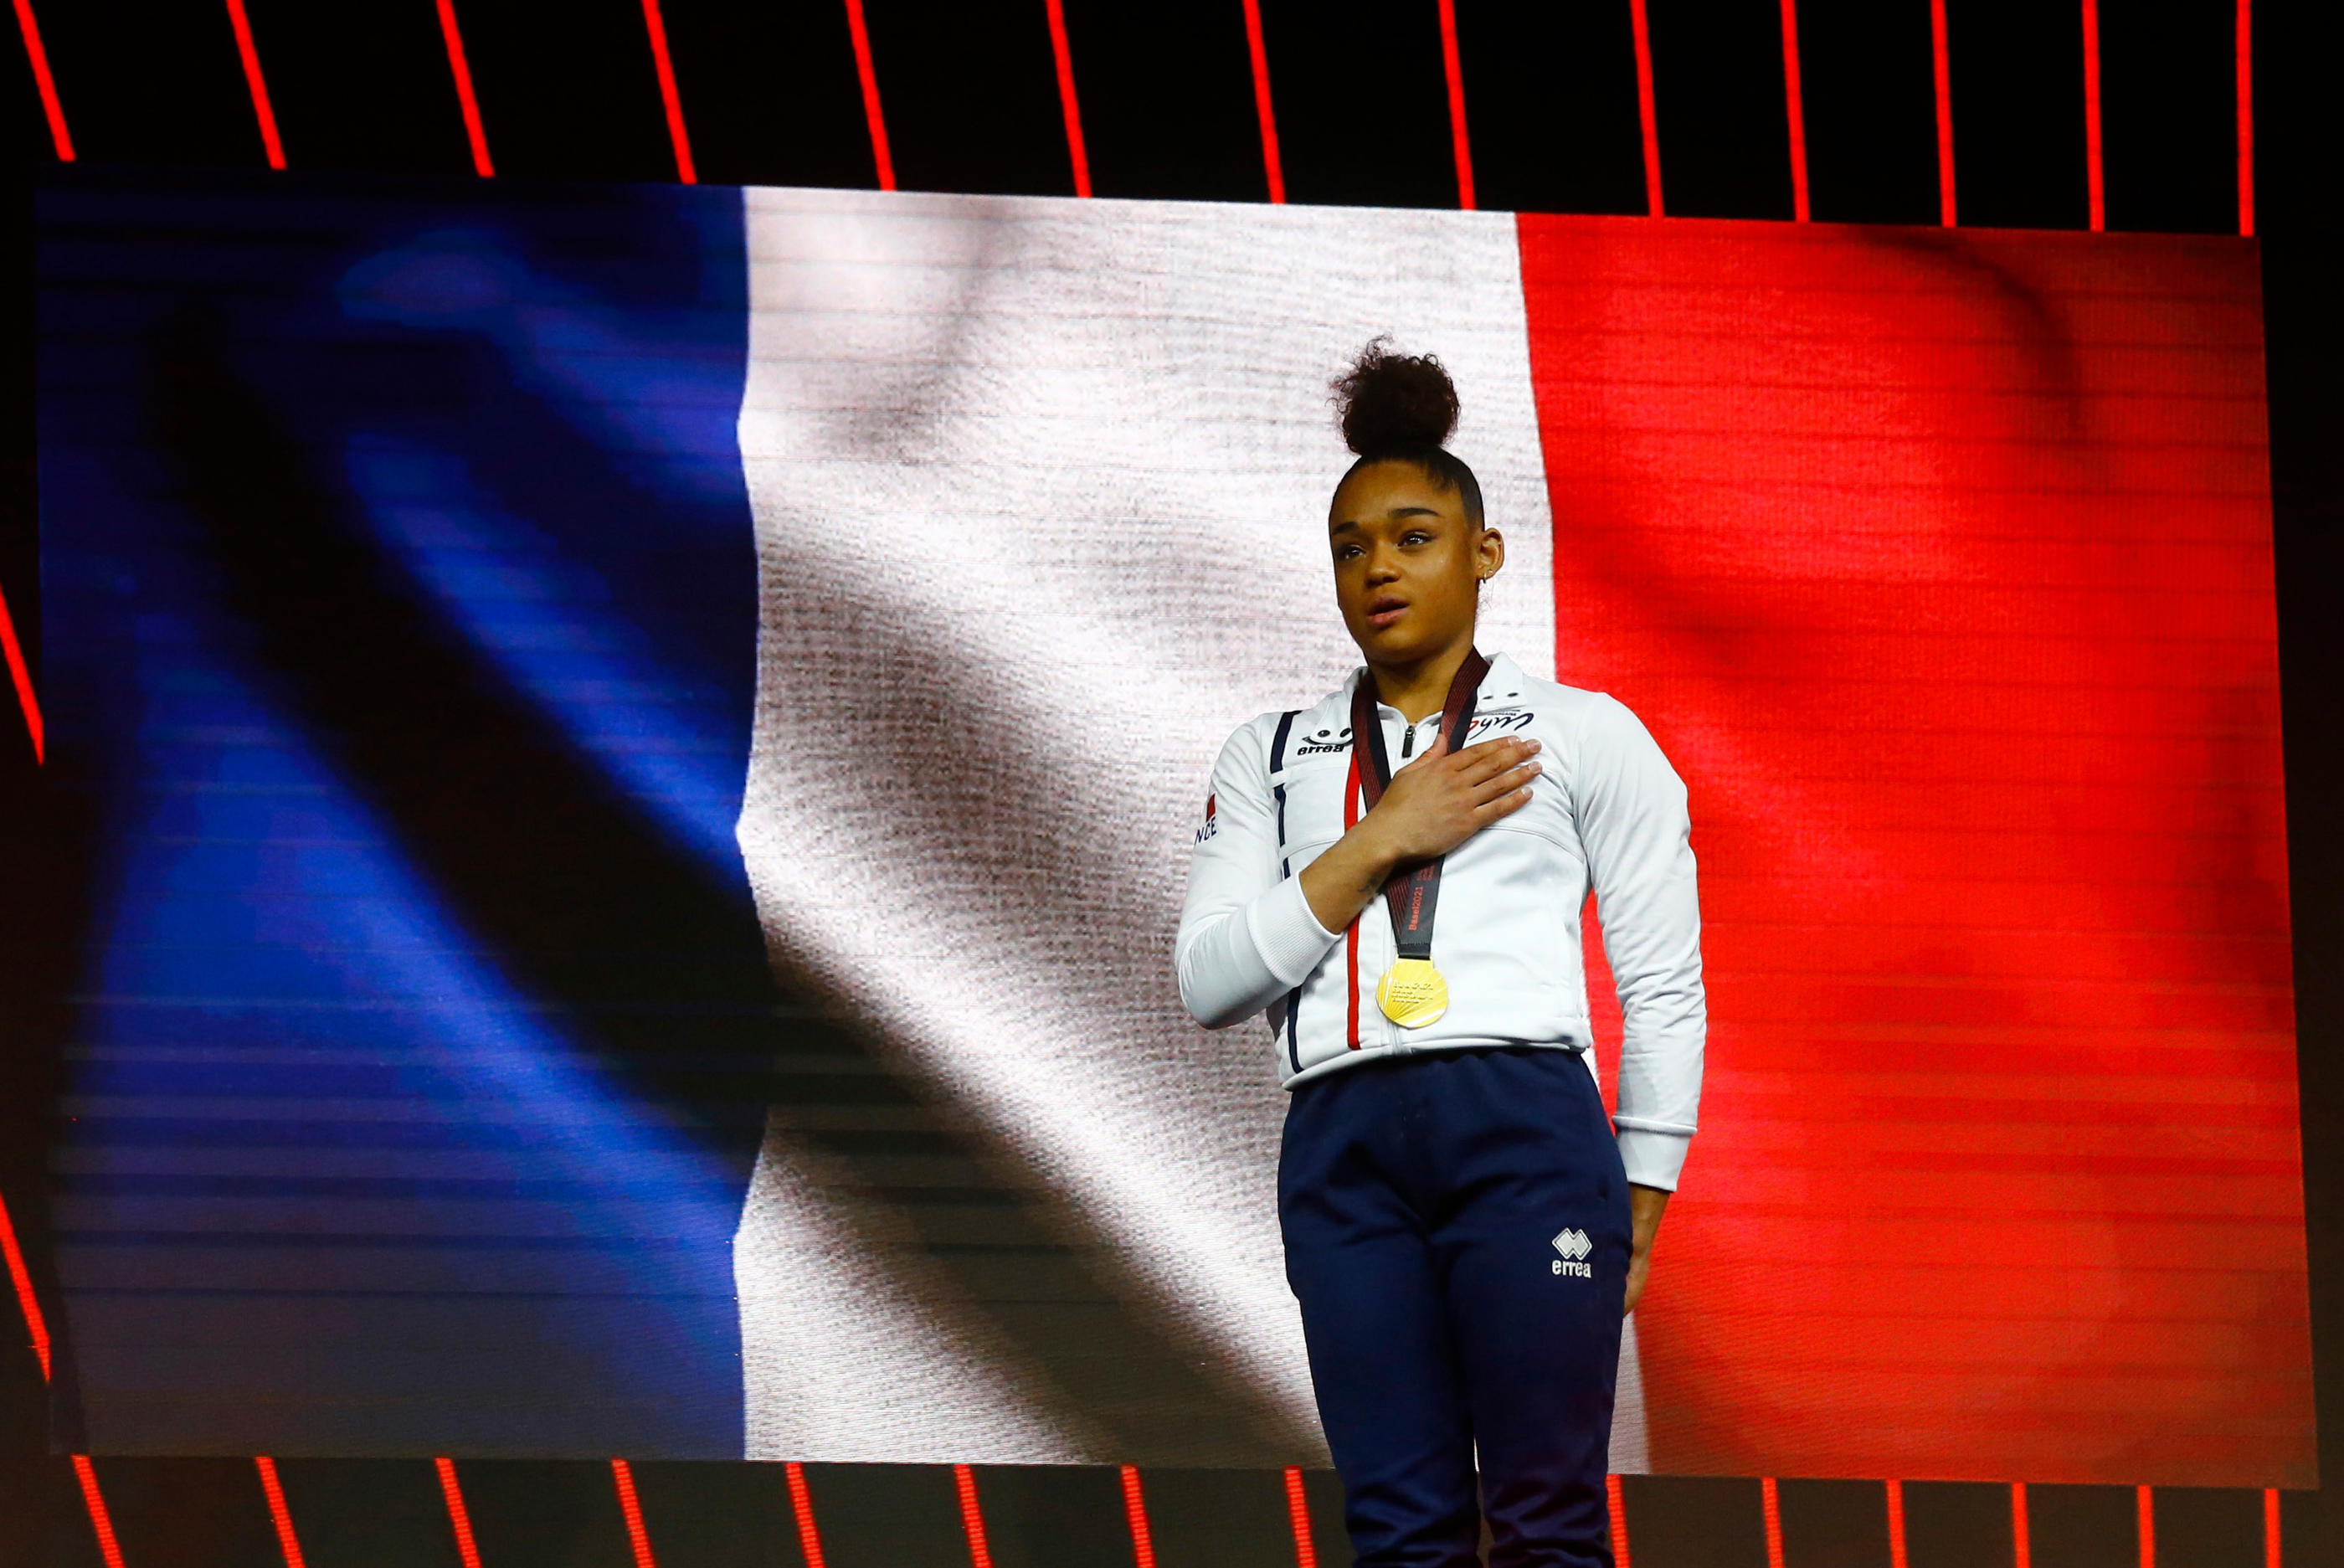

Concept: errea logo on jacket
[[1552, 1227, 1594, 1278]]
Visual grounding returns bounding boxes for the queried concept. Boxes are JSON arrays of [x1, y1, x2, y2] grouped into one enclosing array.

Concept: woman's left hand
[[1624, 1184, 1671, 1317]]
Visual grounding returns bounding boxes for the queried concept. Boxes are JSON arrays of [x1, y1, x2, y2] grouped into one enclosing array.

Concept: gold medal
[[1375, 957, 1450, 1029], [1354, 655, 1486, 1036]]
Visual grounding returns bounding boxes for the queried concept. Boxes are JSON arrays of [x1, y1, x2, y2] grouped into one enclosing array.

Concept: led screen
[[34, 172, 2307, 1485]]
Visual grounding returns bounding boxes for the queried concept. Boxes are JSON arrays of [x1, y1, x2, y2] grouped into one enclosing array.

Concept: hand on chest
[[1275, 706, 1572, 859]]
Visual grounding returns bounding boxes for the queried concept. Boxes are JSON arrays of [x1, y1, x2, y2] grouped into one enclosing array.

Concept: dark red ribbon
[[1349, 650, 1490, 961]]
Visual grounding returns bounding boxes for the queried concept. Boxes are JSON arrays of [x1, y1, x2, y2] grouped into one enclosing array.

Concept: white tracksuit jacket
[[1175, 652, 1706, 1190]]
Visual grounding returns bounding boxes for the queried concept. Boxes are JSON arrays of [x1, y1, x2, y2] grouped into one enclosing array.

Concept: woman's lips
[[1366, 597, 1408, 630]]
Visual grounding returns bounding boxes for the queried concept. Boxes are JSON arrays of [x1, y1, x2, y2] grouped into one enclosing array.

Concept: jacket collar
[[1348, 650, 1519, 715]]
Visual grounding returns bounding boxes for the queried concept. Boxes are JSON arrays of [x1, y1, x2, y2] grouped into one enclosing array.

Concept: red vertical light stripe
[[1041, 0, 1091, 196], [1930, 0, 1955, 224], [1119, 1466, 1157, 1568], [1885, 1480, 1908, 1568], [1761, 1478, 1784, 1568], [434, 0, 493, 177], [1282, 1468, 1318, 1568], [73, 1457, 126, 1568], [1239, 0, 1284, 203], [611, 1461, 657, 1568], [2136, 1485, 2155, 1567], [2082, 0, 2104, 229], [254, 1457, 306, 1568], [952, 1465, 994, 1568], [784, 1463, 828, 1568], [1628, 0, 1662, 215], [1436, 0, 1474, 209], [2264, 1488, 2281, 1567], [222, 0, 285, 168], [636, 0, 696, 183], [435, 1458, 485, 1568], [2012, 1483, 2031, 1568], [1607, 1474, 1632, 1568], [2231, 0, 2250, 235], [840, 0, 894, 191], [13, 0, 73, 159], [0, 1187, 53, 1379], [0, 582, 40, 763], [1778, 0, 1808, 220]]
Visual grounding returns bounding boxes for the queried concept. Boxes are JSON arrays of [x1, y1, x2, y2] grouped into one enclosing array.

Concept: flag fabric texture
[[35, 172, 2307, 1484]]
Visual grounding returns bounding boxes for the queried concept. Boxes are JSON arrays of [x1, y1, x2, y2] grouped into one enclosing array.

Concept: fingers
[[1468, 758, 1542, 804], [1452, 736, 1540, 784], [1472, 776, 1539, 824]]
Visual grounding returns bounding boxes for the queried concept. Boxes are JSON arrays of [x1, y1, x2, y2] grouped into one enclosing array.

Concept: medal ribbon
[[1349, 650, 1491, 961]]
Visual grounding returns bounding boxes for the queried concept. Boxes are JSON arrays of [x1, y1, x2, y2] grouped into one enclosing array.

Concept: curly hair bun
[[1332, 338, 1460, 456]]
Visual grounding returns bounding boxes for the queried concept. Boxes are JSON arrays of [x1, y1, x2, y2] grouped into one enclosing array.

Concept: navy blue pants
[[1280, 1046, 1630, 1568]]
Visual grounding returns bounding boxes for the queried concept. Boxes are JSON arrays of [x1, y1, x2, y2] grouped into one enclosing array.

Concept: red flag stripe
[[1518, 213, 2303, 1482]]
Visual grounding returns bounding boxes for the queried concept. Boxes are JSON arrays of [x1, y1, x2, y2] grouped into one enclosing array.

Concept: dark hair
[[1329, 338, 1484, 526]]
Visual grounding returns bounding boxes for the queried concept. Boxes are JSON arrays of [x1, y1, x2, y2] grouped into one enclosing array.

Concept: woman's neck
[[1367, 637, 1478, 723]]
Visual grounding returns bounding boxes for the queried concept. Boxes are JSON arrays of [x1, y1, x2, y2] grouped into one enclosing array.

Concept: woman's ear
[[1476, 525, 1506, 584]]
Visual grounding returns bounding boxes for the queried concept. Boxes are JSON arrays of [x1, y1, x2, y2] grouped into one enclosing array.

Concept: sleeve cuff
[[1617, 1127, 1691, 1191], [1247, 875, 1342, 987]]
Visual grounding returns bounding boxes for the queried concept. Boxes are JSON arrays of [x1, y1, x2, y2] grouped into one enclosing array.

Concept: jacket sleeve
[[1175, 719, 1343, 1030], [1576, 695, 1706, 1190]]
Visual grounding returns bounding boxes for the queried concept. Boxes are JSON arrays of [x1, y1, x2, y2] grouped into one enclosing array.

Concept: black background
[[4, 2, 2337, 1564]]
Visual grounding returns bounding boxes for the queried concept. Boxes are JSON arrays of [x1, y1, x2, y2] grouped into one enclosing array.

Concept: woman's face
[[1328, 459, 1504, 666]]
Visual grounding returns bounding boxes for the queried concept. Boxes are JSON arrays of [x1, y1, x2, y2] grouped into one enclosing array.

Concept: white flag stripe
[[732, 186, 1638, 1463], [732, 1123, 1097, 1461]]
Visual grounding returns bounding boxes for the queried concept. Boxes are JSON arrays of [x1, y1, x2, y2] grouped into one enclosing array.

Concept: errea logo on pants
[[1551, 1228, 1593, 1278]]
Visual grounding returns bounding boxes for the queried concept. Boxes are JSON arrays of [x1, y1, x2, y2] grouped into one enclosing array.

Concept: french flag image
[[34, 172, 2308, 1487]]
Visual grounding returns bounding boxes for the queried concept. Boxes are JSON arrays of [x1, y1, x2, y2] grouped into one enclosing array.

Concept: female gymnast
[[1177, 342, 1706, 1566]]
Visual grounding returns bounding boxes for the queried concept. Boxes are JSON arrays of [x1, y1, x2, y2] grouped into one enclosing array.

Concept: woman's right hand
[[1365, 733, 1543, 864], [1298, 733, 1541, 935]]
